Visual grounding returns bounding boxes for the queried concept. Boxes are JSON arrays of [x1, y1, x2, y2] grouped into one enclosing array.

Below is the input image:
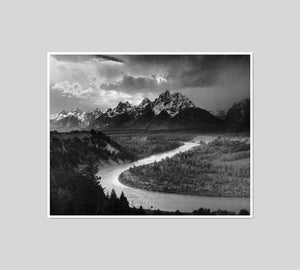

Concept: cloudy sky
[[50, 54, 250, 114]]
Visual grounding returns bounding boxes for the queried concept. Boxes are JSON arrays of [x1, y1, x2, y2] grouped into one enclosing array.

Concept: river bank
[[98, 141, 250, 212], [119, 170, 249, 198], [119, 138, 250, 198]]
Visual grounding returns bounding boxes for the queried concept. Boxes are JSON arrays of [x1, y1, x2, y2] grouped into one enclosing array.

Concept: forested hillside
[[50, 130, 137, 215], [50, 130, 133, 169]]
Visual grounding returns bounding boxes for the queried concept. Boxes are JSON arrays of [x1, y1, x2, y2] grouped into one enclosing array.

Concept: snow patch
[[105, 144, 119, 154]]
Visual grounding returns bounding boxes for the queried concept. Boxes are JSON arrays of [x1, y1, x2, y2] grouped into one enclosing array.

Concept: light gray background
[[1, 0, 299, 269]]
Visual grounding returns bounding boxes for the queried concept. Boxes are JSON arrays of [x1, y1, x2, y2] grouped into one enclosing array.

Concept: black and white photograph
[[5, 0, 300, 268], [48, 53, 252, 217], [4, 0, 300, 268]]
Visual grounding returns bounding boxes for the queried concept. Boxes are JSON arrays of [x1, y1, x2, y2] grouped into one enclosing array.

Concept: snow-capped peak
[[70, 108, 83, 115], [56, 110, 68, 120], [115, 101, 132, 112], [50, 113, 58, 120], [139, 97, 152, 108], [157, 90, 171, 102], [152, 90, 195, 117]]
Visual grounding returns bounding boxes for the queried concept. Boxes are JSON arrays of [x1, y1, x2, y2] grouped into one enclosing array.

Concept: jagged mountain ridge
[[50, 108, 103, 131], [50, 90, 199, 131], [50, 90, 249, 132]]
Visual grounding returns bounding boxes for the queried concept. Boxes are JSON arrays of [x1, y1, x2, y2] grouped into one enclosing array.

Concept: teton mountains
[[50, 90, 250, 132]]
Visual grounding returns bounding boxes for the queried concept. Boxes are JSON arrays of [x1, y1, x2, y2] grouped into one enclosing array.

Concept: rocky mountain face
[[50, 90, 249, 132], [210, 109, 227, 120], [152, 90, 195, 116], [50, 108, 102, 131], [225, 98, 250, 131]]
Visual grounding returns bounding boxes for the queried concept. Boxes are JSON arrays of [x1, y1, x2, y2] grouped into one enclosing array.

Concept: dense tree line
[[121, 138, 250, 198], [150, 208, 249, 215], [113, 135, 182, 160]]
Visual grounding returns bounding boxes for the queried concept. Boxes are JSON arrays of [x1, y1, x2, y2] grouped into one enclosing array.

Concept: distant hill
[[225, 98, 250, 131]]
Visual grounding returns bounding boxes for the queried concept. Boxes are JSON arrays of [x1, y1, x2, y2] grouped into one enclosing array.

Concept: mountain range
[[50, 90, 250, 132]]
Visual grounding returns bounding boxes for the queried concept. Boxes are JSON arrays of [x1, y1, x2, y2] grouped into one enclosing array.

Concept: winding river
[[97, 142, 250, 213]]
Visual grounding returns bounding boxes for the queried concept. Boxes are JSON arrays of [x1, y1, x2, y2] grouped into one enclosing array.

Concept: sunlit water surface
[[98, 142, 250, 212]]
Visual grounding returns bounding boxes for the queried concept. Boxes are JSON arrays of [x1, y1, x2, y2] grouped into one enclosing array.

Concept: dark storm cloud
[[121, 55, 184, 65], [118, 54, 250, 88], [50, 54, 250, 113], [52, 54, 124, 63], [100, 75, 162, 92], [100, 55, 250, 94], [97, 55, 124, 63], [96, 62, 124, 81], [122, 54, 249, 67], [168, 55, 249, 88]]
